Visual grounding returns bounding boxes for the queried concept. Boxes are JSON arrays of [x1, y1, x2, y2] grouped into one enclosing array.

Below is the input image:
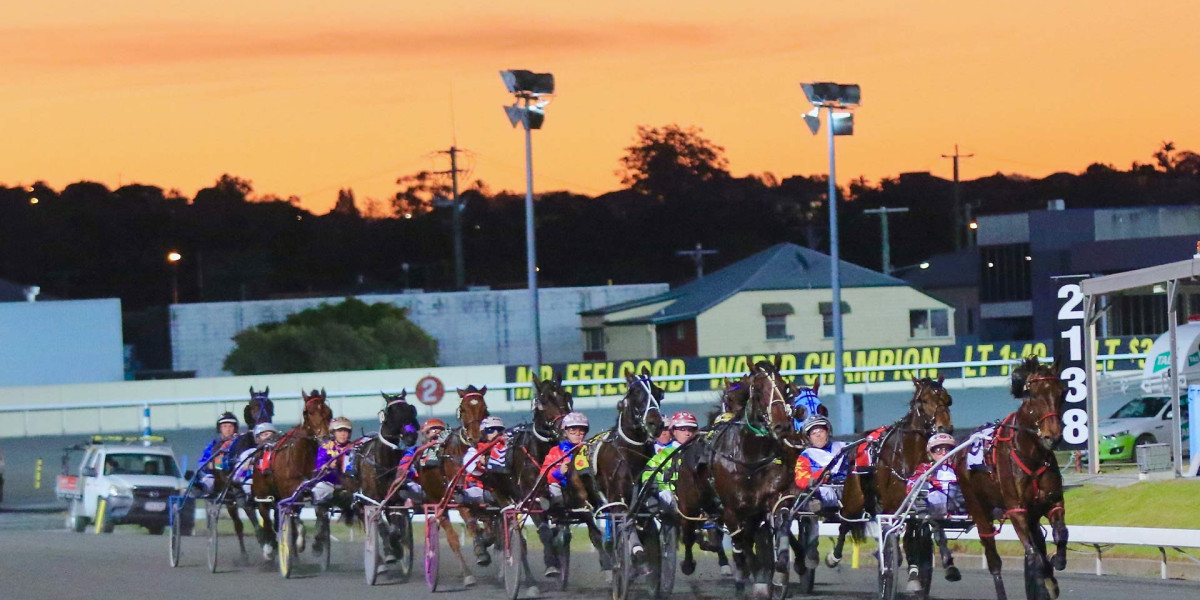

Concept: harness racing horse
[[315, 390, 421, 557], [697, 359, 797, 597], [566, 367, 666, 580], [415, 385, 491, 587], [957, 357, 1068, 600], [831, 376, 956, 596], [484, 372, 574, 585], [251, 389, 332, 560], [207, 387, 275, 562]]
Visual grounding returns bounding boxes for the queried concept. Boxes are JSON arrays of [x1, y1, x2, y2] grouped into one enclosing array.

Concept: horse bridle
[[1018, 374, 1063, 430], [908, 380, 948, 434], [457, 391, 486, 444], [616, 377, 661, 445], [250, 395, 273, 423], [745, 369, 789, 437], [377, 395, 416, 449], [530, 383, 571, 443]]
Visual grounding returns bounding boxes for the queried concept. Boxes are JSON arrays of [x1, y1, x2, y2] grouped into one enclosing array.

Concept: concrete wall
[[696, 287, 955, 356], [0, 299, 124, 387], [605, 323, 657, 360], [0, 363, 506, 438], [171, 284, 667, 377]]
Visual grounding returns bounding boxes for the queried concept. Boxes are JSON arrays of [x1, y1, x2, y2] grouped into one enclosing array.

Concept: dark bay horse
[[566, 367, 666, 579], [831, 376, 956, 595], [697, 359, 797, 596], [416, 385, 491, 587], [208, 387, 274, 562], [957, 357, 1068, 600], [251, 388, 332, 559], [484, 373, 574, 582]]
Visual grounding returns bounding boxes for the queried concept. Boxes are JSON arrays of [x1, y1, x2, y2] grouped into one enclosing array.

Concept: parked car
[[56, 435, 193, 534], [1097, 395, 1190, 462]]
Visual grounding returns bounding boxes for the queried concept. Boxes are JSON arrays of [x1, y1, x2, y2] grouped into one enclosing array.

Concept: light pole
[[801, 81, 861, 434], [167, 251, 182, 304], [501, 69, 554, 368], [863, 206, 909, 275]]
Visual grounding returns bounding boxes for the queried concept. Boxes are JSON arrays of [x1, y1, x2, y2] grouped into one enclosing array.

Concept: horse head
[[380, 390, 420, 447], [745, 357, 794, 439], [1010, 356, 1065, 449], [301, 388, 332, 437], [246, 386, 274, 428], [456, 385, 490, 444], [531, 371, 573, 441], [720, 376, 749, 414], [789, 378, 823, 423], [618, 366, 665, 441], [909, 375, 954, 435]]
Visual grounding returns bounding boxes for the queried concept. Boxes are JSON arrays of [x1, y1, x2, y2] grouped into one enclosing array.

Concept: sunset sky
[[3, 2, 1198, 213]]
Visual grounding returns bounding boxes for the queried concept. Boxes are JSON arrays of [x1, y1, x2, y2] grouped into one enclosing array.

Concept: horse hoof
[[720, 564, 733, 577], [825, 550, 841, 568], [1045, 577, 1060, 600], [1052, 554, 1067, 571], [752, 583, 769, 599], [681, 559, 696, 575], [476, 553, 492, 567], [794, 560, 808, 576], [945, 565, 962, 582], [603, 570, 614, 584], [463, 575, 476, 588], [906, 577, 923, 593], [262, 544, 274, 561], [527, 586, 540, 597]]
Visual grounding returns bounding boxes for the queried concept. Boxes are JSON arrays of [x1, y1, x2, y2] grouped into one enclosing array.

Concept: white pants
[[463, 487, 486, 503], [312, 481, 335, 503], [199, 473, 215, 495], [815, 485, 842, 508]]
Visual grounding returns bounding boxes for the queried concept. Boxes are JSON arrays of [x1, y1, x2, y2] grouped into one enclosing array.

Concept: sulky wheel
[[363, 507, 380, 585], [877, 529, 901, 600], [503, 514, 525, 600], [206, 502, 220, 573], [168, 498, 184, 568], [424, 514, 441, 591], [391, 509, 415, 582], [278, 514, 296, 579]]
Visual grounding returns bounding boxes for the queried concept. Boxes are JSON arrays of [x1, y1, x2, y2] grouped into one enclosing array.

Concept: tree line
[[3, 129, 1198, 316]]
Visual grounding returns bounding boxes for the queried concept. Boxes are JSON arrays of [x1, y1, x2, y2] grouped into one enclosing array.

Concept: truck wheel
[[70, 502, 89, 533]]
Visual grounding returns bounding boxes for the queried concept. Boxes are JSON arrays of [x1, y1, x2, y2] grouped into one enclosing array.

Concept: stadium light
[[801, 80, 861, 433], [501, 69, 555, 367]]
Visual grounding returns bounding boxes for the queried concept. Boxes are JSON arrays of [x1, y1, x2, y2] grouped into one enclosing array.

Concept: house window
[[762, 303, 794, 341], [818, 301, 851, 340], [583, 328, 605, 352], [910, 309, 950, 338]]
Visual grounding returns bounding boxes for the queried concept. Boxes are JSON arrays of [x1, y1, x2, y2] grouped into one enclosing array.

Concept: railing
[[0, 353, 1149, 437]]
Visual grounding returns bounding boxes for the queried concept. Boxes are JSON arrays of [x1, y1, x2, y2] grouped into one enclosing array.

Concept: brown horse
[[251, 388, 332, 560], [483, 372, 574, 582], [831, 376, 956, 595], [416, 385, 491, 587], [692, 359, 797, 596], [567, 366, 666, 579], [208, 387, 274, 562], [957, 357, 1068, 600]]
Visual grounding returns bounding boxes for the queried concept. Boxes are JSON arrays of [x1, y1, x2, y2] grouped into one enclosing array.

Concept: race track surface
[[0, 524, 1196, 600]]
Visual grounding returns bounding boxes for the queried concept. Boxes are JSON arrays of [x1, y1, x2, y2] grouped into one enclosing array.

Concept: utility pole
[[862, 207, 909, 275], [435, 146, 467, 289], [941, 144, 974, 250], [675, 243, 719, 280]]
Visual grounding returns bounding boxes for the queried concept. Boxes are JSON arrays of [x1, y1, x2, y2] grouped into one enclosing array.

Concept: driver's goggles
[[673, 426, 698, 433], [483, 426, 505, 435]]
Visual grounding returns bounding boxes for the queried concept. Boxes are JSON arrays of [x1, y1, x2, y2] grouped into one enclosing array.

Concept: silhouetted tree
[[330, 188, 360, 217], [618, 124, 730, 200]]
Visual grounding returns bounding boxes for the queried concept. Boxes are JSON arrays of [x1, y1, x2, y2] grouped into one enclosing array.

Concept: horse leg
[[257, 502, 276, 560], [1006, 511, 1050, 600], [827, 524, 848, 568], [903, 527, 922, 593], [681, 520, 698, 576], [932, 521, 961, 581], [728, 526, 753, 597], [460, 507, 492, 567], [441, 515, 476, 587], [1031, 518, 1059, 600], [314, 506, 331, 554], [226, 503, 248, 560], [1048, 504, 1068, 571], [716, 542, 733, 577], [583, 513, 614, 581]]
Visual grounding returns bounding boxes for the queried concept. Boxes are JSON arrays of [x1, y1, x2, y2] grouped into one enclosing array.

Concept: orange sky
[[3, 2, 1199, 213]]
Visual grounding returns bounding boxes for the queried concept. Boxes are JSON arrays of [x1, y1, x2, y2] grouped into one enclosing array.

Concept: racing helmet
[[926, 433, 956, 453], [801, 415, 832, 435], [330, 417, 353, 432], [480, 416, 505, 431], [253, 422, 279, 437], [422, 418, 447, 433], [561, 412, 589, 430], [670, 411, 699, 429], [217, 412, 239, 427]]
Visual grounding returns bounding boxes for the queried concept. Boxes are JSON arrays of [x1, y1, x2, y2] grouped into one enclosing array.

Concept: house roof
[[0, 277, 32, 302], [893, 248, 980, 289], [585, 242, 909, 325]]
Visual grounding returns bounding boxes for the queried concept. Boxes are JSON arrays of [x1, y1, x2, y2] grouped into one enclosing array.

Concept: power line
[[941, 144, 974, 251]]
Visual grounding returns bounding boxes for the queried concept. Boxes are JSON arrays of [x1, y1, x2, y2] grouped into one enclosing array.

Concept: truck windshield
[[103, 453, 179, 477], [1110, 397, 1168, 419]]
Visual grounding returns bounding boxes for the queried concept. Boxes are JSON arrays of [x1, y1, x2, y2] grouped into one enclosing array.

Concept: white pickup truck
[[56, 436, 193, 534]]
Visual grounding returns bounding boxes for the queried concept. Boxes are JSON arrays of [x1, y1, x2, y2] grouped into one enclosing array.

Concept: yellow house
[[580, 243, 956, 360]]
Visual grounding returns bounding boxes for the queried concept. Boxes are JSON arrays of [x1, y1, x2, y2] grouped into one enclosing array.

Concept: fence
[[0, 353, 1148, 438]]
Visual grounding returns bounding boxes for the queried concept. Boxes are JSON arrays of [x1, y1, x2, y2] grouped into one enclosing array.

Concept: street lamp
[[167, 251, 182, 304], [801, 81, 861, 434], [500, 69, 554, 368]]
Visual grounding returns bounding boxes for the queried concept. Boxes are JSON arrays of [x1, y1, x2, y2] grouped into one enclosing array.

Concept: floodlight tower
[[501, 69, 554, 368], [801, 81, 861, 434]]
